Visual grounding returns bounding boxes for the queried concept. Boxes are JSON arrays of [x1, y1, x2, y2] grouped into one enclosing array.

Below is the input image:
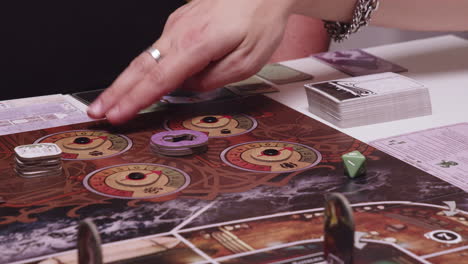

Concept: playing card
[[304, 73, 432, 128], [162, 89, 233, 104], [256, 63, 313, 85], [225, 76, 279, 96], [72, 89, 103, 105], [313, 49, 407, 76], [307, 72, 426, 103], [72, 88, 168, 113]]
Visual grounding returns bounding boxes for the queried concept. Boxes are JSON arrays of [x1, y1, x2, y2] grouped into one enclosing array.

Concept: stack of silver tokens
[[14, 143, 63, 178], [150, 130, 209, 156]]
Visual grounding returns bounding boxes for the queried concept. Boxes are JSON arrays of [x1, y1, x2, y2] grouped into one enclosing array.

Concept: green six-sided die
[[341, 150, 366, 178]]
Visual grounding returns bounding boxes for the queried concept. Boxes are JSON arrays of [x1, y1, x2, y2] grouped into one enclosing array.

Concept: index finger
[[86, 48, 161, 119], [93, 42, 212, 124]]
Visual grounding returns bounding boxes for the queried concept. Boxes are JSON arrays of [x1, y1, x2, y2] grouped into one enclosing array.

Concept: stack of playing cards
[[305, 72, 432, 128], [14, 143, 63, 178], [226, 75, 279, 96], [225, 63, 313, 96], [256, 63, 313, 84], [150, 130, 209, 157]]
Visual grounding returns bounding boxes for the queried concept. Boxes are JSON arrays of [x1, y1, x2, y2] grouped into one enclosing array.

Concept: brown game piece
[[324, 193, 355, 264], [78, 219, 103, 264]]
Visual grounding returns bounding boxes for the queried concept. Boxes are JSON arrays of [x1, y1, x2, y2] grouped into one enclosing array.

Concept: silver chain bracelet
[[324, 0, 379, 42]]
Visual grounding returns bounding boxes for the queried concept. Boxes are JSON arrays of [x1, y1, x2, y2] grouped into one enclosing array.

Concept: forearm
[[270, 15, 329, 62], [292, 0, 468, 31]]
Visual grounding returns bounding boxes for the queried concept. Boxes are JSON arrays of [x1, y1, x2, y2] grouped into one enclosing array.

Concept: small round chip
[[150, 130, 209, 157]]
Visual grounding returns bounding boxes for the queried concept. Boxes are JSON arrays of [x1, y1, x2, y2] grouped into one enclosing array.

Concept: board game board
[[0, 95, 466, 264]]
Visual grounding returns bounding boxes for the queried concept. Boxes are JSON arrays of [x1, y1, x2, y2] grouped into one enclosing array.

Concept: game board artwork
[[35, 130, 133, 160], [30, 199, 468, 264], [0, 95, 466, 264]]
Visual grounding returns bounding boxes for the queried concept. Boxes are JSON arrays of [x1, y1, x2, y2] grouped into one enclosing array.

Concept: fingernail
[[88, 100, 103, 117]]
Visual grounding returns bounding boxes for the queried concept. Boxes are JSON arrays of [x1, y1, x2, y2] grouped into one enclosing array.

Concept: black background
[[0, 1, 185, 100]]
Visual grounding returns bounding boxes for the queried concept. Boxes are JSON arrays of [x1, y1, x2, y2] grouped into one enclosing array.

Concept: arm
[[270, 14, 329, 62], [88, 0, 468, 124], [293, 0, 468, 31]]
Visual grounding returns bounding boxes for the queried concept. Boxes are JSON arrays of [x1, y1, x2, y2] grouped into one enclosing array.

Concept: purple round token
[[151, 130, 208, 148]]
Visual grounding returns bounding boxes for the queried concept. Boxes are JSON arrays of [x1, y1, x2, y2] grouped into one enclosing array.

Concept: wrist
[[290, 0, 357, 22], [261, 0, 298, 20]]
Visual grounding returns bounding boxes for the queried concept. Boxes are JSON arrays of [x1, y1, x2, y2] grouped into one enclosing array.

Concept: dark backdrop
[[0, 1, 185, 100]]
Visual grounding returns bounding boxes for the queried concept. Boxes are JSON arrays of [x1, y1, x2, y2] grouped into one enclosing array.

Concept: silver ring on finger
[[146, 47, 162, 62]]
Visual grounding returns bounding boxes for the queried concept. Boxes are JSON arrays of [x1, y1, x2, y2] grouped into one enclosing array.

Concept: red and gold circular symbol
[[165, 114, 257, 138], [83, 163, 190, 199], [35, 130, 132, 160], [221, 141, 321, 173]]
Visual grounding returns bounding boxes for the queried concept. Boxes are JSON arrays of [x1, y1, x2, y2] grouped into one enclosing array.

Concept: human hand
[[87, 0, 296, 124]]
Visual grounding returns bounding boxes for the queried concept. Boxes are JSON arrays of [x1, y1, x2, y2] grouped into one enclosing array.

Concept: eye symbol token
[[74, 137, 92, 144], [83, 164, 190, 199], [221, 141, 321, 173], [35, 130, 132, 160], [262, 149, 280, 156], [201, 116, 219, 124], [425, 230, 462, 244], [127, 172, 146, 180], [165, 114, 257, 138]]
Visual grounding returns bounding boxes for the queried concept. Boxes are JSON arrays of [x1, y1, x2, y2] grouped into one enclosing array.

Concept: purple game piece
[[151, 130, 208, 149]]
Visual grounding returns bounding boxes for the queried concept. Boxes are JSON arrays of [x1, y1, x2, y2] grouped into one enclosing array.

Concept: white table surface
[[269, 35, 468, 143]]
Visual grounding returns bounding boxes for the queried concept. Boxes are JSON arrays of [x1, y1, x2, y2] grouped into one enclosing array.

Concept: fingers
[[87, 52, 157, 119], [183, 47, 256, 92], [87, 0, 289, 124], [98, 44, 212, 125], [87, 36, 173, 119]]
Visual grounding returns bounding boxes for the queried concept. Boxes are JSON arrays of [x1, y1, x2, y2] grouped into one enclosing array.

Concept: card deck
[[313, 49, 408, 76], [256, 63, 313, 84], [225, 76, 279, 96], [305, 72, 432, 128]]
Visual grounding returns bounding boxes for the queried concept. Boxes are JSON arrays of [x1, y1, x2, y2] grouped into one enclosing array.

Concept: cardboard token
[[151, 130, 208, 149], [14, 143, 64, 178], [15, 168, 63, 178], [15, 157, 62, 166], [15, 163, 62, 172], [150, 130, 208, 157], [14, 143, 62, 160]]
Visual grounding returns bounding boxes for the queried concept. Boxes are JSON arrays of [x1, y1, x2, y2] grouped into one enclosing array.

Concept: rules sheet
[[372, 123, 468, 192]]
